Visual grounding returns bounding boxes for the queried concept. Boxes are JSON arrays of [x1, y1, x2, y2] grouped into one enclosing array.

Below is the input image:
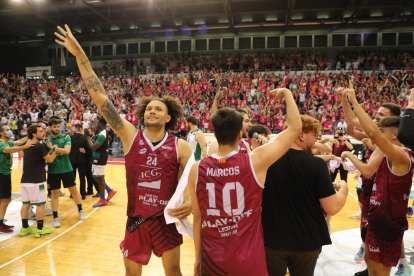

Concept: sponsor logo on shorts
[[368, 245, 380, 253], [139, 148, 147, 154]]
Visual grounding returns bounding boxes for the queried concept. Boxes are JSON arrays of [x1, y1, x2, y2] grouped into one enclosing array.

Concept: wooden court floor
[[0, 160, 413, 276]]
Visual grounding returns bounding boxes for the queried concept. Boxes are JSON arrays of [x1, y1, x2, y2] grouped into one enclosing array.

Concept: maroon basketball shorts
[[366, 226, 403, 267], [119, 215, 183, 265], [360, 193, 369, 229]]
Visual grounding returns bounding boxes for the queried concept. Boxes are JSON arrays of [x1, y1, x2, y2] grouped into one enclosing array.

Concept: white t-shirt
[[337, 122, 347, 133]]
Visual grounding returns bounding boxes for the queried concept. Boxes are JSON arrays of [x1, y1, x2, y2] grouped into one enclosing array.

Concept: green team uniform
[[91, 130, 109, 178], [93, 130, 109, 166], [187, 129, 202, 161], [47, 134, 73, 174], [0, 140, 14, 175]]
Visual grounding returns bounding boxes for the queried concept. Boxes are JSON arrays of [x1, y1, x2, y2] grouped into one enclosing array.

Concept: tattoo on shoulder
[[84, 75, 102, 94], [100, 99, 124, 131]]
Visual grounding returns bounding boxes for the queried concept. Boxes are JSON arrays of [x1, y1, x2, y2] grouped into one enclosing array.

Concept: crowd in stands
[[1, 48, 414, 144]]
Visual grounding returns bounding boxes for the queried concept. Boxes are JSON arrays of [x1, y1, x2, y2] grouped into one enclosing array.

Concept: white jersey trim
[[385, 148, 412, 177], [210, 151, 238, 160], [143, 130, 168, 152], [123, 129, 140, 156], [249, 154, 264, 189], [176, 137, 179, 163], [194, 161, 200, 191]]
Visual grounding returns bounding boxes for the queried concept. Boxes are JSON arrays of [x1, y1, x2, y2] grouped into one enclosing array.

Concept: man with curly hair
[[55, 25, 192, 276]]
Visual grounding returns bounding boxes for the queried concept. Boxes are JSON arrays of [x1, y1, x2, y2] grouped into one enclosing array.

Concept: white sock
[[400, 258, 408, 265]]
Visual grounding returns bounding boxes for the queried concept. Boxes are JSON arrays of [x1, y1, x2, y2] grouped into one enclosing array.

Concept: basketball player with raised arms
[[188, 88, 302, 276], [345, 87, 414, 276], [340, 84, 409, 276], [55, 25, 192, 276], [208, 89, 252, 155]]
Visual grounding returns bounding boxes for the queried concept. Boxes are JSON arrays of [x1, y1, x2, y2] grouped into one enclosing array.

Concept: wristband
[[24, 145, 27, 149]]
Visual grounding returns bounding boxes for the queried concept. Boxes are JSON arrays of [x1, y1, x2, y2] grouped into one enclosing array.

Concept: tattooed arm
[[54, 25, 137, 152]]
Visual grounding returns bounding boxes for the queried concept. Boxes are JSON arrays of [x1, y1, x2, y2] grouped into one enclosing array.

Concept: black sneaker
[[86, 191, 94, 195], [81, 195, 86, 200], [355, 269, 369, 276], [92, 193, 100, 198]]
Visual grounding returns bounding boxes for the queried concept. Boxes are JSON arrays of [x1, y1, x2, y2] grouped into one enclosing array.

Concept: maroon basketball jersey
[[239, 139, 249, 153], [125, 130, 179, 218], [368, 148, 414, 239], [361, 147, 375, 229], [196, 152, 268, 276]]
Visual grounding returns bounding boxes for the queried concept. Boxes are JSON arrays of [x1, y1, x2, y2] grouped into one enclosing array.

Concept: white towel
[[329, 159, 340, 173], [164, 154, 196, 239], [342, 158, 357, 171]]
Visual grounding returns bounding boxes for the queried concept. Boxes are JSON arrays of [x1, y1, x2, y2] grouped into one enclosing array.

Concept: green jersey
[[92, 129, 109, 166], [47, 134, 73, 174], [0, 140, 14, 175]]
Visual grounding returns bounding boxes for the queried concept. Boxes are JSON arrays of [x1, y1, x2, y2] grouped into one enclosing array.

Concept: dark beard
[[242, 131, 248, 139]]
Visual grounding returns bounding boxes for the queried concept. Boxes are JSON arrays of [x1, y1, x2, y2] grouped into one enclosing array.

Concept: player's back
[[369, 148, 414, 240], [196, 151, 267, 276], [125, 130, 179, 218]]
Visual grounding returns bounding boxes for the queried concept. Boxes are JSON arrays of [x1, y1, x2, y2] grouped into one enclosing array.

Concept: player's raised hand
[[214, 88, 222, 101], [54, 25, 83, 57], [270, 88, 288, 104], [409, 88, 414, 106]]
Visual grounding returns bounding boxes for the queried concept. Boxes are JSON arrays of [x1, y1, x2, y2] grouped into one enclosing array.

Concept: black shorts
[[47, 171, 76, 191], [0, 173, 12, 199]]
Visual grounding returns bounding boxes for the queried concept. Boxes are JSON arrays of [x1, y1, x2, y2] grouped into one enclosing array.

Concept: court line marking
[[348, 191, 359, 202], [0, 204, 78, 251], [0, 207, 98, 269]]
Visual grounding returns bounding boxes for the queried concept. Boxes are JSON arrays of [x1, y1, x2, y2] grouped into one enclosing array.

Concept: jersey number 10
[[206, 182, 245, 216]]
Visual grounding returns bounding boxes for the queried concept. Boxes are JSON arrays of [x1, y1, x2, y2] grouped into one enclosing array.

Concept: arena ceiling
[[0, 0, 413, 45]]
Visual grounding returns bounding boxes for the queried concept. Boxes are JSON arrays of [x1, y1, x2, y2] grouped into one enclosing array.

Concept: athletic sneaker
[[20, 226, 36, 236], [2, 223, 14, 229], [79, 210, 86, 220], [355, 269, 369, 276], [93, 198, 108, 208], [34, 227, 54, 238], [59, 191, 65, 196], [44, 205, 53, 216], [407, 207, 413, 218], [53, 218, 61, 228], [354, 246, 365, 262], [350, 212, 361, 219], [107, 190, 117, 202], [395, 263, 412, 276], [0, 224, 13, 234]]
